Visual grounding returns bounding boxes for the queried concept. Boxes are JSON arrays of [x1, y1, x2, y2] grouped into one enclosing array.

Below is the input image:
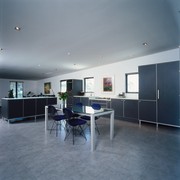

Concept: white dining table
[[45, 105, 114, 152]]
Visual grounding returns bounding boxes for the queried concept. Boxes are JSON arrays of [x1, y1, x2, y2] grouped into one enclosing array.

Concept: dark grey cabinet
[[139, 64, 156, 100], [81, 97, 89, 106], [157, 61, 180, 126], [2, 97, 57, 121], [138, 61, 180, 127], [73, 96, 89, 106], [111, 99, 123, 119], [111, 99, 138, 120], [139, 64, 157, 123], [2, 99, 23, 119], [73, 97, 81, 105], [36, 98, 47, 115], [89, 99, 111, 108], [139, 100, 156, 123], [61, 79, 82, 108], [24, 99, 36, 117], [124, 100, 138, 119]]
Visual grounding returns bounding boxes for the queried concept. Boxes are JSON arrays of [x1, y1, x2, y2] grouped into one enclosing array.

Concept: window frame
[[125, 72, 139, 93], [10, 81, 24, 98], [84, 77, 94, 93]]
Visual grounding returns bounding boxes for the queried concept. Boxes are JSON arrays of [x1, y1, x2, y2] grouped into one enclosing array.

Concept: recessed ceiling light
[[67, 52, 71, 56], [0, 48, 3, 51], [142, 42, 148, 46], [14, 26, 21, 31]]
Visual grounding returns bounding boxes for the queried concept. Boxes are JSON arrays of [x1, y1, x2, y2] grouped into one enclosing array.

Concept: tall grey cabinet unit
[[61, 79, 82, 108], [139, 61, 180, 127], [157, 61, 179, 126], [139, 64, 157, 124]]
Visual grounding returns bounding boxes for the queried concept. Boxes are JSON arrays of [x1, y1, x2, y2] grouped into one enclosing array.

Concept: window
[[126, 73, 139, 93], [60, 80, 67, 92], [10, 81, 24, 98], [84, 77, 94, 92]]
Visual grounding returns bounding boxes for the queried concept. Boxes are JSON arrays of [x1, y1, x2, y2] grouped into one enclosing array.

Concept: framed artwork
[[102, 76, 114, 93], [44, 82, 51, 94]]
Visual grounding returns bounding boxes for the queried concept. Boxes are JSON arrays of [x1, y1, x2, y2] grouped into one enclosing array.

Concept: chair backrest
[[48, 105, 57, 117], [91, 103, 101, 110], [63, 108, 73, 120]]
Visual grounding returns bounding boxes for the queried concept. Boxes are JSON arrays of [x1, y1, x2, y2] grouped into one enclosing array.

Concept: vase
[[61, 100, 66, 109]]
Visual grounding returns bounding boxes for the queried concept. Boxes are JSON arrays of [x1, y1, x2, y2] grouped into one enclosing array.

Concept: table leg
[[90, 114, 95, 152], [110, 111, 114, 140]]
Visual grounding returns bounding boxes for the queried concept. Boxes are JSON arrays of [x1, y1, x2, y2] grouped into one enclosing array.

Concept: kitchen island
[[1, 97, 57, 122]]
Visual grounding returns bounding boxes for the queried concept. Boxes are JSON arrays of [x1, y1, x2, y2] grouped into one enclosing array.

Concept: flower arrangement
[[58, 92, 68, 101]]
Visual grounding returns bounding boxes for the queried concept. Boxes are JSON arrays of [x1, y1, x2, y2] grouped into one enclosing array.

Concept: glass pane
[[10, 82, 16, 98], [60, 81, 67, 92], [85, 78, 94, 92], [127, 74, 139, 93], [17, 82, 23, 98]]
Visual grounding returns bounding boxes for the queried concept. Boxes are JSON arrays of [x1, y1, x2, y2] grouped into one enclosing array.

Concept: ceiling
[[0, 0, 179, 80]]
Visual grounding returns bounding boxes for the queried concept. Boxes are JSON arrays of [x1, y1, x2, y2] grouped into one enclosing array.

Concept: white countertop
[[2, 97, 56, 100]]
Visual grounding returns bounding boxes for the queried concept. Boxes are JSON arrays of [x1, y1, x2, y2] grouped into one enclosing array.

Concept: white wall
[[0, 48, 179, 106], [0, 79, 38, 105], [36, 48, 180, 106]]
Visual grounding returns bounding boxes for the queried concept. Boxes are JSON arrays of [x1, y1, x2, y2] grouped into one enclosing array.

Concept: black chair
[[80, 103, 101, 135], [63, 108, 87, 145], [48, 105, 66, 137]]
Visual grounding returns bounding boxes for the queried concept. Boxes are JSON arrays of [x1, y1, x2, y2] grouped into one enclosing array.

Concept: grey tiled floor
[[0, 117, 180, 180]]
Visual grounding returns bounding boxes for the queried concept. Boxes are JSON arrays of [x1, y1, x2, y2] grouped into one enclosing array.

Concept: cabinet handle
[[157, 89, 160, 99]]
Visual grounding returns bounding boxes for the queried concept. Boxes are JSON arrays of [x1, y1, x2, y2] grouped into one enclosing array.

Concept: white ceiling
[[0, 0, 179, 80]]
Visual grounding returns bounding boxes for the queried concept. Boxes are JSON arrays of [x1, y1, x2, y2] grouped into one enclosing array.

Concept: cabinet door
[[157, 61, 180, 126], [36, 98, 47, 115], [139, 100, 156, 122], [124, 100, 138, 119], [24, 99, 36, 117], [8, 100, 23, 119], [73, 97, 81, 105], [139, 64, 156, 100], [111, 99, 123, 119], [47, 98, 57, 105], [81, 97, 89, 106]]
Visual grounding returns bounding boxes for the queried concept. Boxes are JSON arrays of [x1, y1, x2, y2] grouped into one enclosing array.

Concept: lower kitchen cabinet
[[111, 99, 138, 121], [73, 96, 89, 106], [111, 99, 123, 119], [139, 100, 157, 123], [124, 100, 138, 120]]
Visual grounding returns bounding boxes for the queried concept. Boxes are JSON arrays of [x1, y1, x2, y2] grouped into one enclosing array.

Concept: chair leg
[[95, 121, 100, 135], [50, 120, 55, 134], [56, 122, 58, 137], [79, 126, 87, 141]]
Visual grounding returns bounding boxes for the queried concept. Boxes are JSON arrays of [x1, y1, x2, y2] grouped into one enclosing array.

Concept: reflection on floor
[[0, 117, 180, 180]]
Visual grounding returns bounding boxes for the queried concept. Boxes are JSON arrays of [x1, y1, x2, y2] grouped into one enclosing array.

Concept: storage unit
[[124, 100, 138, 119], [111, 98, 139, 121], [89, 98, 111, 108], [1, 97, 57, 122], [61, 79, 82, 108], [157, 61, 180, 126], [138, 61, 180, 127], [139, 64, 157, 124], [73, 96, 89, 106], [111, 99, 124, 119]]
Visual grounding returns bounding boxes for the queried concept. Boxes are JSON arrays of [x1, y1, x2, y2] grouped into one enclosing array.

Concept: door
[[157, 61, 179, 126], [139, 64, 156, 100]]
